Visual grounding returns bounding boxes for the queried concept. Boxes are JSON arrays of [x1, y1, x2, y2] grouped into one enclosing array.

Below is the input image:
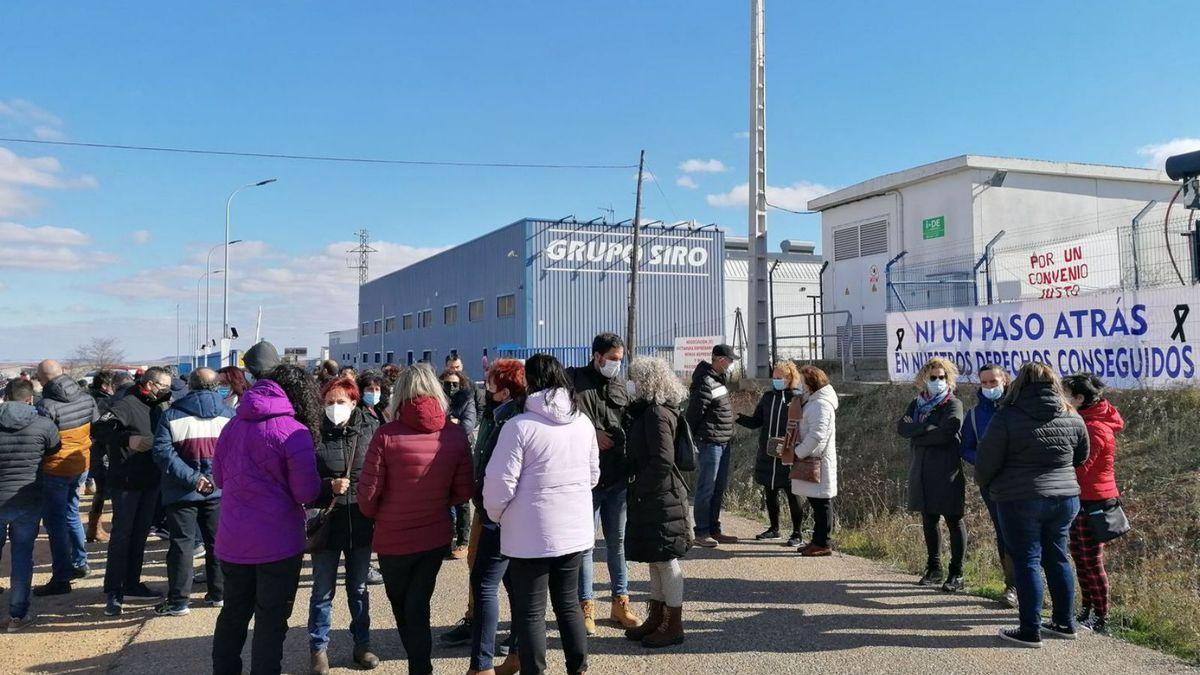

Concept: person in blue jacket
[[960, 363, 1016, 608]]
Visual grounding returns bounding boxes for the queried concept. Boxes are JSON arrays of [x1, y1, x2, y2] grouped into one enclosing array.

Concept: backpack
[[674, 413, 698, 472]]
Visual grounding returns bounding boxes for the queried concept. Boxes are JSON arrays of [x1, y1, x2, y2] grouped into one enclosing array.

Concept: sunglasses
[[928, 375, 948, 381]]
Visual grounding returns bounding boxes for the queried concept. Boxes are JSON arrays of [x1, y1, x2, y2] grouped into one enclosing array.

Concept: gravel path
[[11, 512, 1194, 674]]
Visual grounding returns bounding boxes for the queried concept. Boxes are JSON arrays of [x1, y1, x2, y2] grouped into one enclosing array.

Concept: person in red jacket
[[357, 363, 473, 675], [1062, 373, 1124, 634]]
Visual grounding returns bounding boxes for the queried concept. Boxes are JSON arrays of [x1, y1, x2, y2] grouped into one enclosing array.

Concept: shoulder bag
[[1085, 499, 1131, 543], [674, 413, 698, 472], [305, 429, 358, 553]]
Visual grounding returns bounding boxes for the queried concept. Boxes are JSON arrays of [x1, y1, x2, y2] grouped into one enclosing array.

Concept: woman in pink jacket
[[484, 354, 599, 675], [211, 364, 322, 675]]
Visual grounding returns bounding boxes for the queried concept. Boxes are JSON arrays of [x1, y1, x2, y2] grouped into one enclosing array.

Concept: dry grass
[[724, 384, 1200, 664]]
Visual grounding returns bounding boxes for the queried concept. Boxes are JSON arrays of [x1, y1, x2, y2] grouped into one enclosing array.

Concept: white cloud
[[632, 171, 657, 183], [187, 239, 275, 265], [734, 131, 750, 139], [678, 158, 728, 174], [131, 229, 152, 244], [0, 221, 91, 246], [0, 99, 63, 131], [705, 180, 835, 211], [0, 245, 117, 272], [1138, 138, 1200, 170], [675, 175, 699, 190], [33, 126, 68, 142], [0, 146, 97, 217]]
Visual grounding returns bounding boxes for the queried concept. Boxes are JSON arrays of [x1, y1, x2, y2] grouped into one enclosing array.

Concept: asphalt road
[[7, 511, 1194, 674]]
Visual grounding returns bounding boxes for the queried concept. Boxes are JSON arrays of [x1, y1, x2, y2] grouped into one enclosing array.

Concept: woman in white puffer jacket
[[790, 365, 839, 557]]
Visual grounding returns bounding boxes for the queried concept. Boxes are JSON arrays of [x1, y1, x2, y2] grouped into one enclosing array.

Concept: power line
[[0, 137, 638, 170], [767, 201, 816, 215]]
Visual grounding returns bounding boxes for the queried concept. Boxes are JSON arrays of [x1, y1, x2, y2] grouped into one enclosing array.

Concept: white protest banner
[[886, 286, 1197, 388], [673, 335, 722, 374], [992, 230, 1122, 302]]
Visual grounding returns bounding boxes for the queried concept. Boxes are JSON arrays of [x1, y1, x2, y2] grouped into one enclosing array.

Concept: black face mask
[[443, 382, 460, 397]]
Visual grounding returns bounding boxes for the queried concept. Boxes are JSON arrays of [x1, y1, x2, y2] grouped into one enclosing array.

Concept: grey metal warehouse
[[343, 217, 726, 371]]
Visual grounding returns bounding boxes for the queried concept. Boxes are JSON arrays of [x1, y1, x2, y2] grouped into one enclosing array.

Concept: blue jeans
[[693, 442, 731, 537], [41, 473, 88, 582], [579, 483, 629, 600], [307, 545, 372, 652], [0, 504, 40, 619], [469, 519, 512, 671], [996, 495, 1080, 637]]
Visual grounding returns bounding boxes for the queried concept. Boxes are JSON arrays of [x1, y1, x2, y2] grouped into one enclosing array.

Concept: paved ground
[[4, 506, 1194, 674]]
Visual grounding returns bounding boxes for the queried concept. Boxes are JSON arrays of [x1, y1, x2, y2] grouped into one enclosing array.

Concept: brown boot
[[310, 650, 330, 675], [493, 651, 520, 675], [624, 599, 663, 641], [641, 605, 684, 648], [580, 599, 596, 636], [86, 511, 108, 543], [610, 594, 642, 628]]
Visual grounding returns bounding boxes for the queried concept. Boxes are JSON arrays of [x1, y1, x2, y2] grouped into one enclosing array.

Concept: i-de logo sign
[[544, 239, 710, 267]]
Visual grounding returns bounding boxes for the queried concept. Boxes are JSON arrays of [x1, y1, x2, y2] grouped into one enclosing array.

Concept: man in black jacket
[[686, 344, 739, 548], [86, 370, 116, 543], [93, 367, 173, 617], [566, 332, 641, 634], [0, 379, 60, 631]]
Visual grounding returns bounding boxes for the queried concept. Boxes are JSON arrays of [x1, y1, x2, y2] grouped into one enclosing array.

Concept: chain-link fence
[[887, 205, 1198, 312]]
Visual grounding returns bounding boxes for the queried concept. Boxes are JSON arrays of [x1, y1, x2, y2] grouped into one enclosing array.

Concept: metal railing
[[770, 310, 859, 375]]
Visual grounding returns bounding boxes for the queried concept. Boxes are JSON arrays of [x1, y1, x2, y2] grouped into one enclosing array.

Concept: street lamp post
[[198, 270, 223, 368], [207, 240, 242, 348], [223, 178, 276, 342]]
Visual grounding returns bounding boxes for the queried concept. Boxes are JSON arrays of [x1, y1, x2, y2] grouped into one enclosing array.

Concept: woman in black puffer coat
[[737, 361, 805, 546], [306, 376, 380, 671], [622, 357, 691, 650]]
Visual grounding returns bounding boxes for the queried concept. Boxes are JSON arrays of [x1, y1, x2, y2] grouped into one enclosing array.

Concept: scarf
[[914, 389, 950, 423]]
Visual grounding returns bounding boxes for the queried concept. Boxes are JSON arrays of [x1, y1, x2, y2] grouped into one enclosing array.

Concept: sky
[[0, 2, 1197, 361]]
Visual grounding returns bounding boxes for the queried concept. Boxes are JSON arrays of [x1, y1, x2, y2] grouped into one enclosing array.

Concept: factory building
[[336, 218, 726, 372], [807, 155, 1181, 360], [723, 237, 824, 360]]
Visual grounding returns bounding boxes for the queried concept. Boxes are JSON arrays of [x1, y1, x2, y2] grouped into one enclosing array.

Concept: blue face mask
[[981, 386, 1004, 401], [216, 385, 232, 399], [926, 379, 948, 396], [771, 378, 786, 391], [362, 391, 381, 407]]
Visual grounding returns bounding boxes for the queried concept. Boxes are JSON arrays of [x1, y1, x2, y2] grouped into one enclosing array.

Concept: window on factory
[[373, 320, 381, 335], [385, 317, 396, 332], [406, 351, 414, 365], [444, 304, 458, 325], [497, 294, 516, 318], [419, 309, 433, 328], [374, 352, 381, 364], [360, 323, 369, 337], [402, 314, 413, 330], [386, 351, 394, 364], [469, 299, 484, 322], [422, 350, 433, 363], [361, 352, 369, 364]]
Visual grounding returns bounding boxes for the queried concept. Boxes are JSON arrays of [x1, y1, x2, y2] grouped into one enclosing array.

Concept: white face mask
[[598, 359, 621, 379], [624, 380, 637, 398], [324, 403, 353, 426]]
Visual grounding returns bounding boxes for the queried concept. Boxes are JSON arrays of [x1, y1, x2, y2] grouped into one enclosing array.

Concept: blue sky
[[0, 2, 1196, 361]]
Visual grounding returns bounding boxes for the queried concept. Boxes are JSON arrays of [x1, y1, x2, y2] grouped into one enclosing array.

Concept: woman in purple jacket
[[212, 365, 322, 675]]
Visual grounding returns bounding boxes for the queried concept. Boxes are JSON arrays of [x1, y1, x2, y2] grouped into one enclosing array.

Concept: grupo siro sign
[[540, 227, 714, 275], [886, 285, 1196, 388]]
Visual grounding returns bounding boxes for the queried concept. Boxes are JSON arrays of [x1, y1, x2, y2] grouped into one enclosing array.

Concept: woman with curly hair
[[621, 357, 691, 649], [212, 364, 322, 675], [897, 357, 966, 592]]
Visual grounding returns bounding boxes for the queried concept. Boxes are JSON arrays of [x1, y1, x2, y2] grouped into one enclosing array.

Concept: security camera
[[1165, 149, 1200, 181]]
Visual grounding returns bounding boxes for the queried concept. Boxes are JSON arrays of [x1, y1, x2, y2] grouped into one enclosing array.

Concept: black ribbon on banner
[[896, 328, 905, 352], [1172, 304, 1190, 343]]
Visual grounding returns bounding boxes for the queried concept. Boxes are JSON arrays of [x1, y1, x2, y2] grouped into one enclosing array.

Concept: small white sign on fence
[[673, 335, 722, 374]]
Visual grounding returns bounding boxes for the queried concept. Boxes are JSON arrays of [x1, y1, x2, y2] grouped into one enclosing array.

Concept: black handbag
[[304, 505, 336, 553], [1084, 499, 1131, 543], [674, 414, 698, 472]]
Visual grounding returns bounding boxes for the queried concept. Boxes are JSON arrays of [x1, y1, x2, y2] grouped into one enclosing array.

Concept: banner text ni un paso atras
[[886, 286, 1196, 388]]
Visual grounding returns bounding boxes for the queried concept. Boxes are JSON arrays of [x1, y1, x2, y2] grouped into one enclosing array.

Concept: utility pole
[[176, 303, 181, 371], [747, 0, 771, 378], [626, 150, 646, 359]]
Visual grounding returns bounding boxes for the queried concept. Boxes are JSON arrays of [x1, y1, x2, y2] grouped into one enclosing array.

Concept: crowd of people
[[0, 334, 1127, 670], [899, 357, 1125, 648]]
